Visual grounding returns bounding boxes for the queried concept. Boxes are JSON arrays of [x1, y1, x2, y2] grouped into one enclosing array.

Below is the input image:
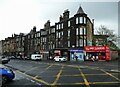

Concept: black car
[[0, 56, 10, 64]]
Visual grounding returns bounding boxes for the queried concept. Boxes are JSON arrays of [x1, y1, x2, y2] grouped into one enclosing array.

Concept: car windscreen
[[59, 56, 64, 58], [35, 56, 41, 57]]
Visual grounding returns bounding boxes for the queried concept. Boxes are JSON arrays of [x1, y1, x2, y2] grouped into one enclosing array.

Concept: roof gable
[[77, 6, 85, 14]]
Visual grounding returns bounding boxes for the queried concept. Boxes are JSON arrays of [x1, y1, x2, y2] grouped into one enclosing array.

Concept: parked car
[[0, 64, 15, 85], [54, 56, 67, 62], [31, 54, 43, 60], [0, 56, 10, 64], [8, 56, 16, 59]]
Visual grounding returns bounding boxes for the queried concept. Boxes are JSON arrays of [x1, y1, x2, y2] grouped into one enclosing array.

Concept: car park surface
[[4, 59, 120, 87]]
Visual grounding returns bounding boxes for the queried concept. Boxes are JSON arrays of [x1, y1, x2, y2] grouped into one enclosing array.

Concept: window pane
[[68, 21, 70, 27], [84, 39, 86, 46], [76, 36, 78, 47], [80, 39, 83, 46], [68, 41, 70, 47], [84, 17, 86, 24], [80, 28, 83, 35], [84, 28, 86, 35], [79, 17, 83, 23], [76, 17, 78, 24], [76, 28, 78, 35], [68, 30, 70, 36], [61, 23, 63, 29]]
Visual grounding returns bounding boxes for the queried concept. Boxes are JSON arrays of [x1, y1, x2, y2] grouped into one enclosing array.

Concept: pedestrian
[[75, 56, 78, 61], [91, 56, 95, 61]]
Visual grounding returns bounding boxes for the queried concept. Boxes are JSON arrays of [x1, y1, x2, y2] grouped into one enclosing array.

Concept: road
[[3, 59, 120, 87]]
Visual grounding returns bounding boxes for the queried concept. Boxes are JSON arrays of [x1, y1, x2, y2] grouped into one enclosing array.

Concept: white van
[[31, 54, 42, 60]]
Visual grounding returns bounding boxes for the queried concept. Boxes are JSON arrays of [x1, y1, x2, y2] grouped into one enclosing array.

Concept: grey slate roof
[[77, 6, 85, 14]]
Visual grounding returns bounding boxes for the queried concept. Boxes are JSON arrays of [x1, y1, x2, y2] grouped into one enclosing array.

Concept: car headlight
[[7, 70, 12, 73], [3, 68, 12, 73]]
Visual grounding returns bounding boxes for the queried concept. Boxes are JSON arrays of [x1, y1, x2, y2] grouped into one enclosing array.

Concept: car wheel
[[59, 59, 61, 62], [2, 75, 8, 84]]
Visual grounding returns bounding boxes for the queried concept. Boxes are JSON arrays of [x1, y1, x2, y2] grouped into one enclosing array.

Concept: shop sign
[[54, 50, 60, 53], [39, 50, 49, 54], [70, 50, 83, 52], [84, 46, 109, 52]]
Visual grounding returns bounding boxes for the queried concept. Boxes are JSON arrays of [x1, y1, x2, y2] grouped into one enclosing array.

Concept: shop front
[[84, 46, 110, 61], [70, 49, 84, 61], [39, 50, 49, 60], [53, 49, 69, 60]]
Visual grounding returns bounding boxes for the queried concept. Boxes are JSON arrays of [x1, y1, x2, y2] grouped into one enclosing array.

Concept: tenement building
[[44, 6, 94, 61], [1, 6, 94, 61]]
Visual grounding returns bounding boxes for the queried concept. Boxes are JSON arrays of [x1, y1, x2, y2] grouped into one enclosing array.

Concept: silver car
[[0, 56, 10, 64]]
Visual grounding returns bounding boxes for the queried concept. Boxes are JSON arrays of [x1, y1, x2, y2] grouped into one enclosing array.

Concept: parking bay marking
[[60, 73, 110, 77], [56, 81, 120, 85], [100, 69, 120, 82], [24, 66, 38, 74], [90, 81, 120, 84], [51, 65, 64, 86], [78, 66, 90, 87], [16, 70, 49, 85], [34, 64, 53, 78]]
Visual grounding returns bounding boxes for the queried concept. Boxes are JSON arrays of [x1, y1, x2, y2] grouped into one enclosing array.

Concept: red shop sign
[[84, 46, 108, 52]]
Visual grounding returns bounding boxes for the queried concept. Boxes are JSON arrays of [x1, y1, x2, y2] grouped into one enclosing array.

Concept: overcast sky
[[0, 0, 119, 40]]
